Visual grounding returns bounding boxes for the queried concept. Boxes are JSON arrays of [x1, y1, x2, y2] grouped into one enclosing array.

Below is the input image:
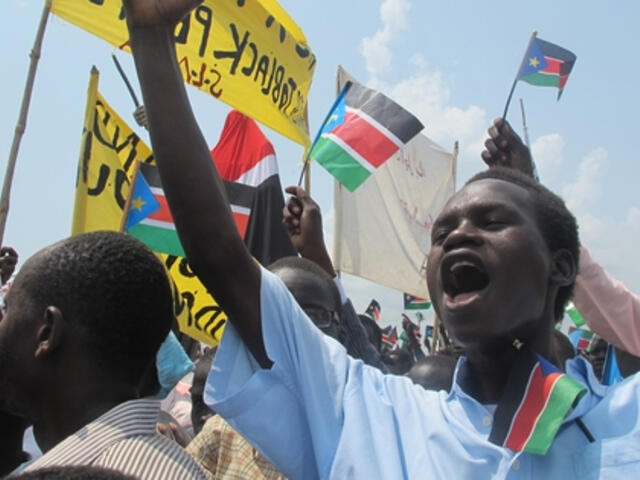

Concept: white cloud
[[562, 147, 607, 211], [384, 57, 487, 159], [531, 133, 565, 187], [360, 0, 411, 79]]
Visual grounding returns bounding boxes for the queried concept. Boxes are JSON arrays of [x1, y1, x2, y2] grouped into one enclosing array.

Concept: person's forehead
[[437, 178, 535, 222]]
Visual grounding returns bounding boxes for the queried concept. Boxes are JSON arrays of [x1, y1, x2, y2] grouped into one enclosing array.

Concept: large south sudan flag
[[310, 77, 423, 191], [126, 163, 255, 257], [518, 37, 577, 100]]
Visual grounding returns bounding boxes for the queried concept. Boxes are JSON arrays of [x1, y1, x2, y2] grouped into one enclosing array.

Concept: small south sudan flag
[[489, 343, 587, 455], [518, 36, 577, 100], [403, 293, 431, 310]]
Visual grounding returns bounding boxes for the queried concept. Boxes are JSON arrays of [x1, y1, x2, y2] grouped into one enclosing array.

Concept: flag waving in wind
[[518, 35, 576, 100], [211, 110, 296, 266], [310, 69, 424, 191], [126, 163, 255, 257]]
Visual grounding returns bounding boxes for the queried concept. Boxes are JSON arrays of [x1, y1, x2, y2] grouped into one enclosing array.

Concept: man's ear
[[550, 249, 577, 287], [34, 306, 65, 359]]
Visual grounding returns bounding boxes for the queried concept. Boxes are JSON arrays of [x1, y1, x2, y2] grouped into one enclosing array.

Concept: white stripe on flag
[[234, 153, 278, 187], [231, 205, 251, 216], [325, 133, 375, 173], [150, 186, 164, 196], [345, 106, 404, 149], [140, 218, 175, 230]]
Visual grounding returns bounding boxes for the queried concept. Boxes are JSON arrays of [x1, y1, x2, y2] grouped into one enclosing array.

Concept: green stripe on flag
[[524, 375, 586, 454], [128, 223, 185, 257], [312, 136, 372, 192], [565, 301, 586, 327], [520, 72, 560, 87]]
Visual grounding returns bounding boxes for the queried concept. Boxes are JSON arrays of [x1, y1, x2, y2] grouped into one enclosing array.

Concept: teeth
[[449, 260, 476, 273]]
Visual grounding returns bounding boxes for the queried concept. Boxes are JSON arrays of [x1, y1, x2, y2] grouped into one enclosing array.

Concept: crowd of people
[[2, 0, 640, 478]]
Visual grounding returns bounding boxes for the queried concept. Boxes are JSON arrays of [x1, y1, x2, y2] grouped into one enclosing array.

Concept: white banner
[[332, 68, 456, 298]]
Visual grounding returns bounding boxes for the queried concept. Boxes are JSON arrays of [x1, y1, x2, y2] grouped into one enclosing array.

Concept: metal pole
[[0, 0, 52, 244]]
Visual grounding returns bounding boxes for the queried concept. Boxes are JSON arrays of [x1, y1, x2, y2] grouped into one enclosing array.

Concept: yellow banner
[[72, 68, 226, 345], [51, 0, 315, 146]]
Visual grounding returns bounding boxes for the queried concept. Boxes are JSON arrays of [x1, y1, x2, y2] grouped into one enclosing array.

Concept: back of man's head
[[21, 231, 173, 386], [407, 354, 457, 391]]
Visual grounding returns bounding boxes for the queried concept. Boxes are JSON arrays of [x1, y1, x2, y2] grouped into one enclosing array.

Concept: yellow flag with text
[[51, 0, 314, 146], [72, 68, 226, 345]]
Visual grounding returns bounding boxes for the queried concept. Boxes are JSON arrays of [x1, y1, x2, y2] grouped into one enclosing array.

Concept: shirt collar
[[448, 355, 604, 423]]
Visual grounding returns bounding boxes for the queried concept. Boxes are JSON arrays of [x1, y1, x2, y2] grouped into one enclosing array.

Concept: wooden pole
[[119, 161, 143, 233], [0, 0, 52, 244], [519, 98, 531, 149]]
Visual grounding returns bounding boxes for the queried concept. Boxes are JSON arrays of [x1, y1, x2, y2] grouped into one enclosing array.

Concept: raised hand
[[123, 0, 202, 28], [283, 186, 335, 277], [481, 118, 535, 178]]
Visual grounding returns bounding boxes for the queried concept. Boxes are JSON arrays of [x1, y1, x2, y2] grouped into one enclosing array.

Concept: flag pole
[[297, 81, 353, 187], [0, 0, 52, 245], [519, 98, 531, 149], [502, 30, 537, 119], [119, 160, 143, 233]]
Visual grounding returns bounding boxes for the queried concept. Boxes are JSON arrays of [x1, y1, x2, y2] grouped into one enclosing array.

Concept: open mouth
[[442, 258, 490, 304]]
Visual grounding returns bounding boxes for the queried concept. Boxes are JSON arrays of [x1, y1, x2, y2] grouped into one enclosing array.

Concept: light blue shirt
[[205, 267, 640, 479]]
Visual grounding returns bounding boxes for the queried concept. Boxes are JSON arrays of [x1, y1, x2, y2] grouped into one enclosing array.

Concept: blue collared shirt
[[205, 267, 640, 479]]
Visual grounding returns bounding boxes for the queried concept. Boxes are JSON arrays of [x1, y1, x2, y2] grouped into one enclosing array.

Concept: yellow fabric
[[51, 0, 314, 146], [71, 69, 225, 345]]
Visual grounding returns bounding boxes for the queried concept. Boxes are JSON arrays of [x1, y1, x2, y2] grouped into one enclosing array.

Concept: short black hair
[[13, 466, 137, 479], [268, 256, 342, 312], [407, 354, 457, 391], [26, 231, 172, 385], [466, 168, 580, 320]]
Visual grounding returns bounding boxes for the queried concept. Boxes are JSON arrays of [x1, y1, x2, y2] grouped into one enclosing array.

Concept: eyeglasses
[[304, 306, 340, 329]]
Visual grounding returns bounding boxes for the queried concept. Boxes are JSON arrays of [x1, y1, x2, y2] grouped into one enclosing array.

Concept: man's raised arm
[[123, 0, 269, 366]]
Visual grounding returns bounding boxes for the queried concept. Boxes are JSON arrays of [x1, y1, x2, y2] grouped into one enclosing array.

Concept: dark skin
[[0, 246, 18, 285], [481, 118, 534, 177], [426, 180, 575, 403], [282, 186, 336, 277], [123, 0, 269, 368], [0, 252, 140, 452], [123, 1, 574, 406]]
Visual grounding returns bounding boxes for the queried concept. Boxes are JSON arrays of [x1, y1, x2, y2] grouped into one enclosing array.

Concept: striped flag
[[381, 325, 398, 349], [310, 69, 424, 191], [126, 163, 255, 257], [364, 299, 381, 322], [489, 344, 586, 455], [518, 36, 576, 100], [403, 293, 431, 310], [211, 110, 296, 266]]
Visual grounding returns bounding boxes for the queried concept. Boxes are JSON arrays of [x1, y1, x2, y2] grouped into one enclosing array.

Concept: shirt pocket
[[573, 434, 640, 479]]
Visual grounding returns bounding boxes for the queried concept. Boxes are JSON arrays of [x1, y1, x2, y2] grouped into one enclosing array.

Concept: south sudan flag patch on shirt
[[489, 343, 587, 455]]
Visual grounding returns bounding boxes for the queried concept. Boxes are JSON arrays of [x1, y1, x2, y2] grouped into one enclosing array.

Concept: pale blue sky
[[2, 0, 639, 329]]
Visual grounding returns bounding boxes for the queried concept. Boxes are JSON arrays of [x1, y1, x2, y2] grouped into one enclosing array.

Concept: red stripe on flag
[[504, 365, 561, 451], [559, 74, 569, 90], [149, 195, 174, 223], [542, 57, 562, 75], [232, 211, 250, 239], [331, 112, 400, 168]]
